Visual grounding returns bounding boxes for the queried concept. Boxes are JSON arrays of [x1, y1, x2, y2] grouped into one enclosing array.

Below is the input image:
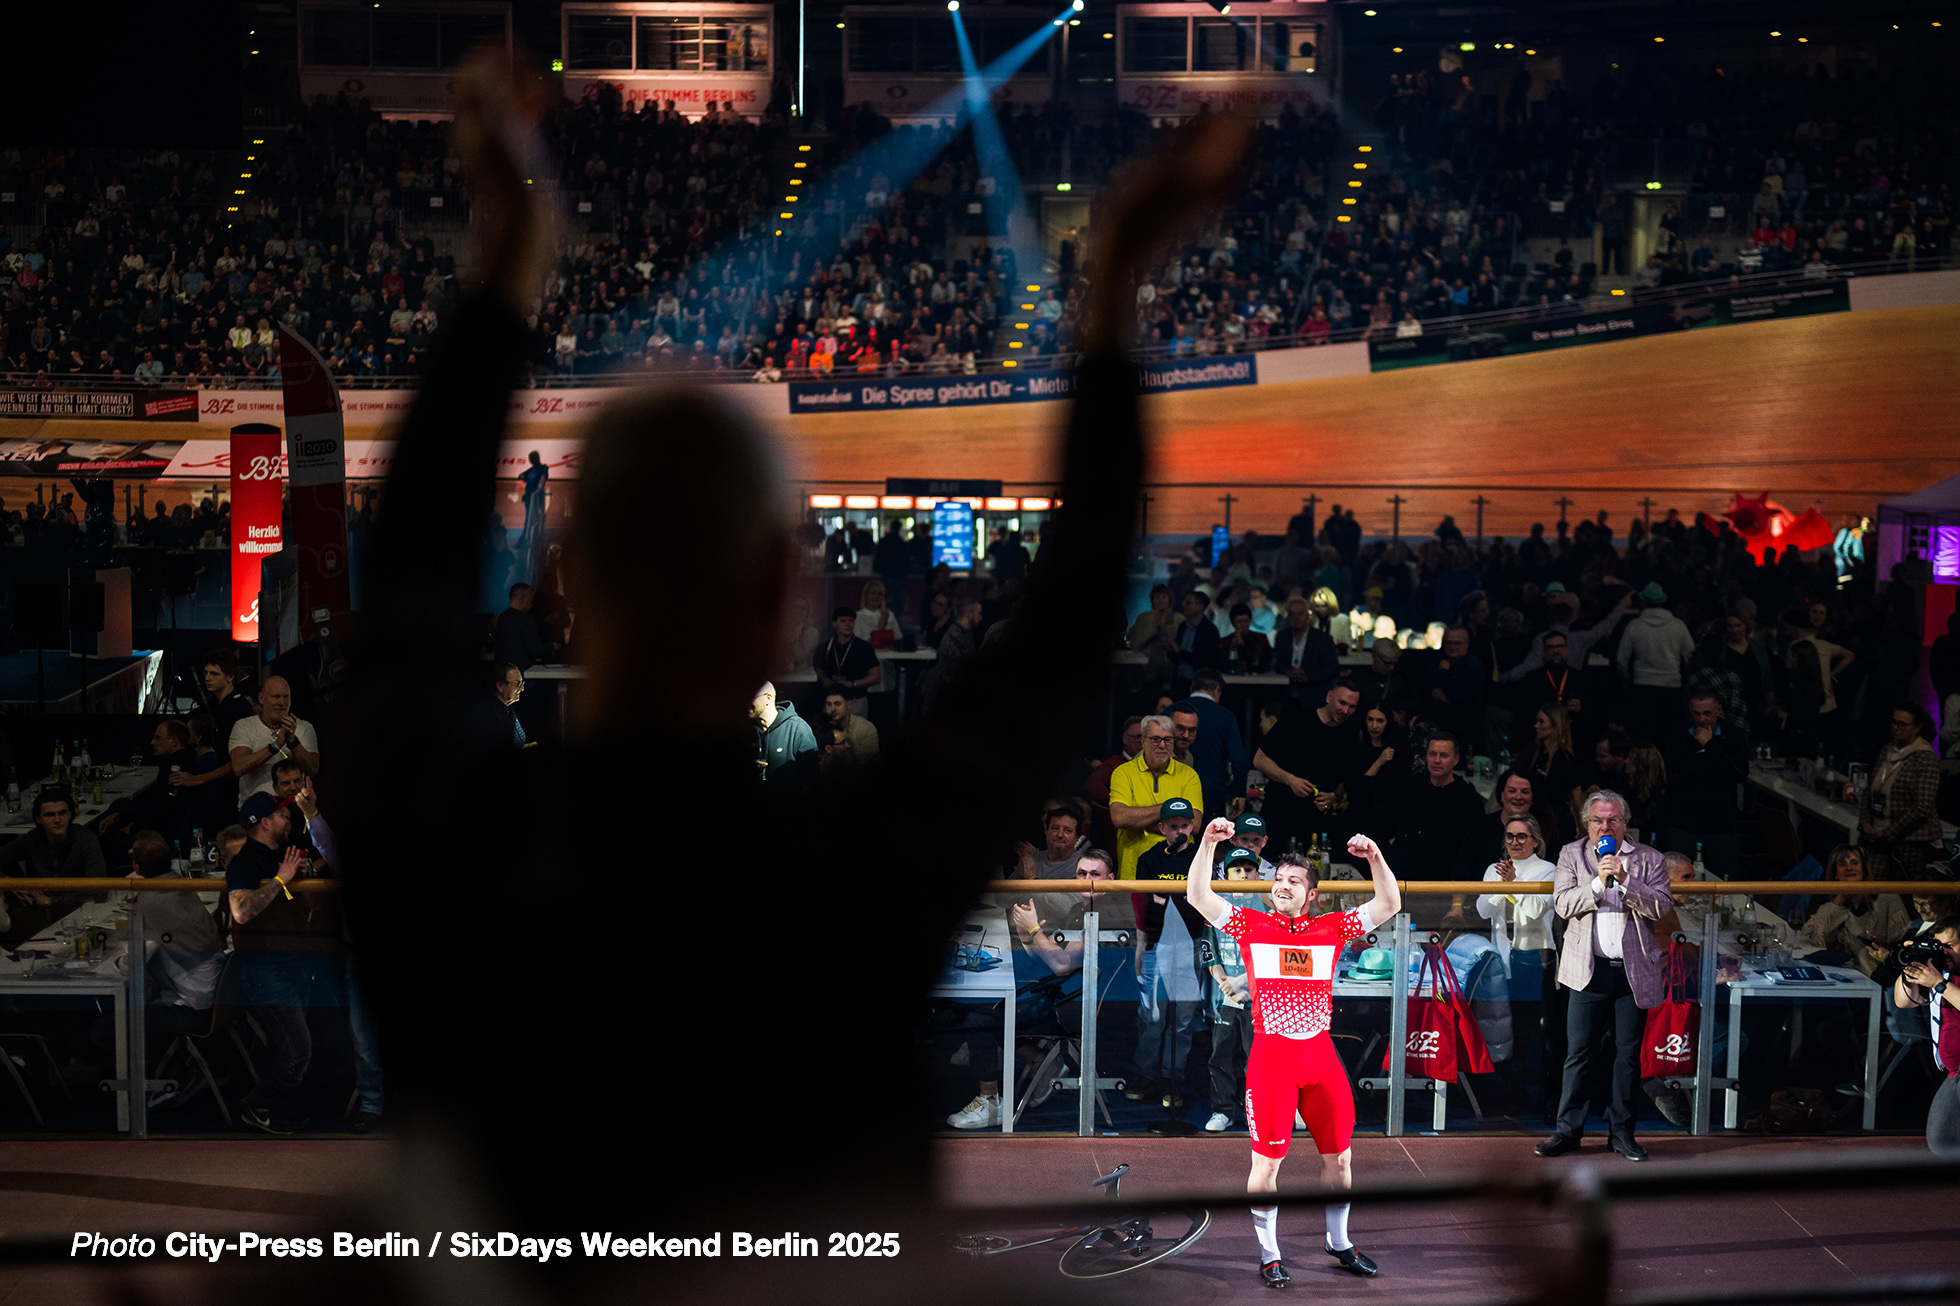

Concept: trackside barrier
[[979, 881, 1957, 1138], [940, 1149, 1960, 1306]]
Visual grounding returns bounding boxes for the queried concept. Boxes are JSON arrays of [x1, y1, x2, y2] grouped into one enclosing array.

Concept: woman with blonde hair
[[1523, 702, 1582, 846], [1801, 845, 1908, 976], [1623, 741, 1668, 835], [1475, 813, 1556, 973]]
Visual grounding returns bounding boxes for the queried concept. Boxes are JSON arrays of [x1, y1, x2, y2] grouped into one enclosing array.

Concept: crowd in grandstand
[[0, 53, 1947, 384]]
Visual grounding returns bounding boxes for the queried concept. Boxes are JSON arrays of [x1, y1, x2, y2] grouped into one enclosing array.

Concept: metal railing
[[984, 878, 1948, 1139]]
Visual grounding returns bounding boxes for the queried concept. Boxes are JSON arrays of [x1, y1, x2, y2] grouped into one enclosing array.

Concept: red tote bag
[[1640, 943, 1700, 1079], [1383, 946, 1461, 1081], [1438, 947, 1495, 1075]]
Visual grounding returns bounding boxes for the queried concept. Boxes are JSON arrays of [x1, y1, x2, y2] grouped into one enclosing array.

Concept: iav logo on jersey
[[1248, 943, 1334, 980]]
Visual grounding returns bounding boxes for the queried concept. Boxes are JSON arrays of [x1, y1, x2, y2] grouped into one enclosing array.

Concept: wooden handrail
[[0, 879, 341, 892], [6, 877, 1943, 897], [982, 879, 1960, 896]]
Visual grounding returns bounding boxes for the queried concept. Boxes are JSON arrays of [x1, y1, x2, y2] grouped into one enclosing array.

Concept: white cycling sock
[[1325, 1202, 1352, 1252], [1253, 1207, 1282, 1264]]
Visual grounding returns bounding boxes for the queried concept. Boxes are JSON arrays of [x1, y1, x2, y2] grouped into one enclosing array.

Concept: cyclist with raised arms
[[1186, 816, 1401, 1287]]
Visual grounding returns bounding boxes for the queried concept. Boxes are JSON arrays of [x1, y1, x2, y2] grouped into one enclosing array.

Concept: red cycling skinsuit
[[1219, 904, 1370, 1158]]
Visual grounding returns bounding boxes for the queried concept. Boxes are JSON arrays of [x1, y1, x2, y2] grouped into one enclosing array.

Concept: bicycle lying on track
[[951, 1164, 1210, 1279]]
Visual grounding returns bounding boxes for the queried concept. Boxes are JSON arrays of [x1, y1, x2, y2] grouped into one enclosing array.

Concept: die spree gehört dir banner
[[786, 356, 1259, 413]]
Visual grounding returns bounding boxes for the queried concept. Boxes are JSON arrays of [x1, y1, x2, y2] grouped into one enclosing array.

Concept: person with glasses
[[1537, 789, 1673, 1162], [1859, 704, 1943, 881], [1476, 814, 1556, 971], [1109, 715, 1206, 880]]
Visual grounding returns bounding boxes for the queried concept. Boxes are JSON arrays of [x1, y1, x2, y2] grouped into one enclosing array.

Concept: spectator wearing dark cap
[[750, 681, 818, 786], [1131, 796, 1207, 1109], [225, 792, 317, 1134], [815, 606, 881, 716], [1232, 811, 1276, 876], [1220, 604, 1273, 675]]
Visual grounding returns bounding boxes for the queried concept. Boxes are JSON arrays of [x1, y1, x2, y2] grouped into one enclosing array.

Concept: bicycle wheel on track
[[1057, 1209, 1210, 1279]]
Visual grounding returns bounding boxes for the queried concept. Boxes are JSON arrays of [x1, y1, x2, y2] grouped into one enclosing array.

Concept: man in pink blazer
[[1536, 788, 1674, 1162]]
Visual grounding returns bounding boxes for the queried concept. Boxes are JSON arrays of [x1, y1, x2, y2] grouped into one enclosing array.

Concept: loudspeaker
[[15, 583, 64, 645], [68, 582, 105, 635]]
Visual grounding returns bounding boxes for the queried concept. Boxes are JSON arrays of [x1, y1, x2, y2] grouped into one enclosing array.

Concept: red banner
[[229, 424, 284, 643], [278, 328, 352, 640]]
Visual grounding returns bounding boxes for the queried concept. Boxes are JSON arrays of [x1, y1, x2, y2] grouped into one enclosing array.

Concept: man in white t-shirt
[[229, 675, 319, 806]]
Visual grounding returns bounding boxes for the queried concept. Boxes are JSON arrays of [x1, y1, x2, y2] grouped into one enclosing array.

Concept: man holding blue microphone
[[1537, 789, 1674, 1161]]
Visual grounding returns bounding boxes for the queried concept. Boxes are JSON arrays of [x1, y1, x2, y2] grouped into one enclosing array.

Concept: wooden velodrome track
[[6, 303, 1956, 538], [775, 302, 1960, 539]]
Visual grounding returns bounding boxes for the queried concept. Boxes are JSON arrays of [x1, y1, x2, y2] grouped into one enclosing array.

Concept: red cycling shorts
[[1244, 1031, 1354, 1159]]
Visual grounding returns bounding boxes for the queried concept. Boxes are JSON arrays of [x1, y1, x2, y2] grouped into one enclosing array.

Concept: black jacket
[[1662, 725, 1748, 834]]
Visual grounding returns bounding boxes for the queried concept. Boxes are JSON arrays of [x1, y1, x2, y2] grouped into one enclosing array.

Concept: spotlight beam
[[953, 8, 1044, 290], [771, 3, 1072, 276]]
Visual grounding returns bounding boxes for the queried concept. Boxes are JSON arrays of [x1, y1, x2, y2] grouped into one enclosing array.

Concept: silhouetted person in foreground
[[332, 57, 1254, 1304]]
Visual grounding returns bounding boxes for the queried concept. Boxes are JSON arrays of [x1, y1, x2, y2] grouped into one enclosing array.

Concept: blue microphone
[[1595, 834, 1619, 859]]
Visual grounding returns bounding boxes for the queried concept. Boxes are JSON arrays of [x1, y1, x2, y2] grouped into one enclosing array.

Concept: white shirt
[[1477, 853, 1557, 962], [229, 714, 319, 805], [1589, 873, 1627, 960]]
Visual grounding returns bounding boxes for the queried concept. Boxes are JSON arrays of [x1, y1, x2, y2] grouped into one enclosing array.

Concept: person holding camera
[[1891, 915, 1960, 1156]]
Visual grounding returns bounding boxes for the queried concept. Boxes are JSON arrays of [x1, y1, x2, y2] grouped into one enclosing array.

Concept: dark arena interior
[[0, 0, 1956, 1302]]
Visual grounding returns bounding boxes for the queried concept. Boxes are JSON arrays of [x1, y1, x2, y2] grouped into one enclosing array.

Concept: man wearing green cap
[[1616, 582, 1694, 737], [1232, 812, 1277, 878], [1131, 797, 1207, 1109], [1501, 587, 1633, 684]]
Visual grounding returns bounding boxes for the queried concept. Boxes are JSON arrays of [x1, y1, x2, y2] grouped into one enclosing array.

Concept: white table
[[1745, 761, 1960, 848], [0, 898, 134, 1131], [930, 907, 1017, 1133], [1723, 960, 1882, 1130]]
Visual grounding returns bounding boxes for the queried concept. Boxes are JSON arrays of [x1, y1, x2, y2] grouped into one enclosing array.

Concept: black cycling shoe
[[1326, 1242, 1379, 1277], [1259, 1259, 1292, 1288]]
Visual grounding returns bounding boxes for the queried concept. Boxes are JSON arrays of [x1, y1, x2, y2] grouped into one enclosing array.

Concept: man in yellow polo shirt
[[1110, 714, 1208, 878]]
